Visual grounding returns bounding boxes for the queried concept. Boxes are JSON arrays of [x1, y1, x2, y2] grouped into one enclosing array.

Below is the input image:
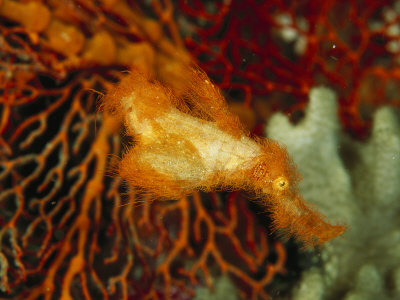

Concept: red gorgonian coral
[[0, 1, 286, 299], [181, 0, 400, 138]]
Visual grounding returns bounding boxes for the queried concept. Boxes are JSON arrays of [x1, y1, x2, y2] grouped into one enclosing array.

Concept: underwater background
[[1, 0, 400, 299]]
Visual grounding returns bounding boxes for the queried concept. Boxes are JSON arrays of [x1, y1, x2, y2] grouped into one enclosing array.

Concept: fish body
[[103, 67, 346, 247]]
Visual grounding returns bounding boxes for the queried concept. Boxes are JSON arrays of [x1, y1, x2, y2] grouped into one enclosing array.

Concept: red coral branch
[[0, 1, 289, 299]]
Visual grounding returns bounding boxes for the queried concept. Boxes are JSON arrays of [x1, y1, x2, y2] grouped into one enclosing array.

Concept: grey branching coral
[[266, 87, 400, 300]]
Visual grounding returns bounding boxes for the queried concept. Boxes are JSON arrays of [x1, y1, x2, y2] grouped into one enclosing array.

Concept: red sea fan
[[0, 1, 290, 299], [181, 0, 400, 138]]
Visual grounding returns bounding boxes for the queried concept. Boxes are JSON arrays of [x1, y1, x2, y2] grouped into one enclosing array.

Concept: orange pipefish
[[102, 66, 346, 247]]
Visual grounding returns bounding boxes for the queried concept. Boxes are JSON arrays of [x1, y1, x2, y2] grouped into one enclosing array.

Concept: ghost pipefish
[[102, 66, 346, 247]]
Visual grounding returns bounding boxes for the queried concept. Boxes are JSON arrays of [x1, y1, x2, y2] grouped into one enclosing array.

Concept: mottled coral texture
[[267, 87, 400, 300]]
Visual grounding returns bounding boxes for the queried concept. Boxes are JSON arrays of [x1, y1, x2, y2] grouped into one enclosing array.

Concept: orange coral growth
[[0, 1, 290, 299], [0, 0, 190, 78], [103, 67, 345, 247]]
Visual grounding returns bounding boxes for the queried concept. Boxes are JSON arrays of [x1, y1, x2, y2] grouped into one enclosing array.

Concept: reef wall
[[267, 87, 400, 300]]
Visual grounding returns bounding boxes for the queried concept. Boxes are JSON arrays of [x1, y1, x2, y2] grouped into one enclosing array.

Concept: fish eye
[[273, 176, 289, 191]]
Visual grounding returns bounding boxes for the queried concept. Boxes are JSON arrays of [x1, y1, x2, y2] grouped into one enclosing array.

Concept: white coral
[[266, 87, 400, 300]]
